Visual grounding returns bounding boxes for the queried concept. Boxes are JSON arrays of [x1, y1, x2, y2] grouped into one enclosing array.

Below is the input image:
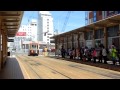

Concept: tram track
[[34, 56, 120, 79], [68, 64, 120, 79], [16, 55, 42, 79], [16, 54, 120, 79], [20, 55, 72, 79], [21, 55, 110, 79]]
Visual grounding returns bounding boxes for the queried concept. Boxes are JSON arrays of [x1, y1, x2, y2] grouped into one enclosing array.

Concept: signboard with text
[[16, 32, 26, 36], [8, 39, 14, 42]]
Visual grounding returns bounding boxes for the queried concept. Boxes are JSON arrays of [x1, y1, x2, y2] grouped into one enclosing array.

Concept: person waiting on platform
[[111, 46, 117, 65], [92, 48, 97, 63], [61, 46, 65, 58], [102, 46, 107, 64]]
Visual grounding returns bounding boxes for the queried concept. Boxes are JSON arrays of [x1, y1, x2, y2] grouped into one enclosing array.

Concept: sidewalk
[[0, 56, 24, 79]]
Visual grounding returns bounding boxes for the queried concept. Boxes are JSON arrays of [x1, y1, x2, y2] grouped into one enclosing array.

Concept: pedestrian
[[92, 48, 97, 63], [111, 46, 117, 65], [98, 47, 102, 63], [102, 46, 107, 64]]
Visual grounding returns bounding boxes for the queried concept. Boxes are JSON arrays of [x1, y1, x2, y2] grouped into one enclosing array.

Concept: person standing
[[61, 46, 65, 58], [111, 46, 117, 65], [102, 46, 107, 64], [98, 47, 102, 63], [92, 48, 97, 63]]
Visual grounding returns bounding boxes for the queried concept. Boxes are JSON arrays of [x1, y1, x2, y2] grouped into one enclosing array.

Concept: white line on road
[[16, 56, 31, 79]]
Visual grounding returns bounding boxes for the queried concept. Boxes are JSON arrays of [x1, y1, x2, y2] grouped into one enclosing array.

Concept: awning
[[0, 11, 24, 37]]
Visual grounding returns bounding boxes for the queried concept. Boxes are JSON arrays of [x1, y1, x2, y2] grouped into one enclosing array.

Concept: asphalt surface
[[14, 54, 120, 79]]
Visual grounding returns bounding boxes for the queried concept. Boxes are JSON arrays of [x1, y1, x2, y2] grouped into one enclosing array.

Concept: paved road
[[16, 54, 120, 79]]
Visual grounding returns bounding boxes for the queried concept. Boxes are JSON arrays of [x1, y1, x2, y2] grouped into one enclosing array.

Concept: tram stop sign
[[8, 39, 14, 42]]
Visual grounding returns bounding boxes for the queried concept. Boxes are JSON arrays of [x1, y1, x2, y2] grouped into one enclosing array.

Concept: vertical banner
[[93, 11, 96, 22]]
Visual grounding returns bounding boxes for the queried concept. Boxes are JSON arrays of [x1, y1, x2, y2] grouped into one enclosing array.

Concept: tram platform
[[48, 56, 120, 72], [0, 55, 26, 79]]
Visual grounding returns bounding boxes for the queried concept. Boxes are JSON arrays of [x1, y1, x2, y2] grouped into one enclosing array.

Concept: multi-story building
[[84, 11, 120, 48], [37, 11, 54, 47], [85, 11, 120, 25], [27, 19, 37, 41], [14, 19, 37, 52]]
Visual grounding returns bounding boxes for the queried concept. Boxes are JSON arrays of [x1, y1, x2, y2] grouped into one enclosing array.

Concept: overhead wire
[[61, 11, 72, 32], [53, 11, 66, 35]]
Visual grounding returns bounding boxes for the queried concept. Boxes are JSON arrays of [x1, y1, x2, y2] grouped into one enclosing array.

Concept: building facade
[[37, 11, 54, 46], [84, 11, 120, 49], [85, 11, 120, 25], [53, 13, 120, 52], [14, 19, 37, 52]]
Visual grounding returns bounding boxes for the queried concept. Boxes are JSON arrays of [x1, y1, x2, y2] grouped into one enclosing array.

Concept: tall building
[[85, 11, 120, 25], [37, 11, 54, 46]]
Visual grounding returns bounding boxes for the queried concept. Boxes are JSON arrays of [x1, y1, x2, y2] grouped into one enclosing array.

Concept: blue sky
[[21, 11, 85, 33]]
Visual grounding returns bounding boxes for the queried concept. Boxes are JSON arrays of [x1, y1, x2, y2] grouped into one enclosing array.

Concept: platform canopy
[[52, 14, 120, 38], [0, 11, 24, 37]]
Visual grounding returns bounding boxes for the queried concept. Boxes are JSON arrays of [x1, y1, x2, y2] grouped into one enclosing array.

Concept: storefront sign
[[16, 32, 26, 36]]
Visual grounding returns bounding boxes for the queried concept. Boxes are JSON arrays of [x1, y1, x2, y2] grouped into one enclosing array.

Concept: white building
[[37, 11, 54, 46], [14, 19, 37, 52], [27, 19, 37, 41]]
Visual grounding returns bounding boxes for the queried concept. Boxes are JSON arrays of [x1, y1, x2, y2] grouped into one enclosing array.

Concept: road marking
[[16, 56, 31, 79]]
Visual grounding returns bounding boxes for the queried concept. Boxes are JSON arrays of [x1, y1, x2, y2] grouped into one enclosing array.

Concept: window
[[31, 24, 34, 26], [93, 11, 96, 16], [47, 39, 49, 41], [95, 30, 100, 39], [89, 18, 93, 24], [48, 33, 52, 35], [86, 31, 93, 40], [44, 32, 46, 36], [47, 36, 49, 38], [107, 25, 119, 37]]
